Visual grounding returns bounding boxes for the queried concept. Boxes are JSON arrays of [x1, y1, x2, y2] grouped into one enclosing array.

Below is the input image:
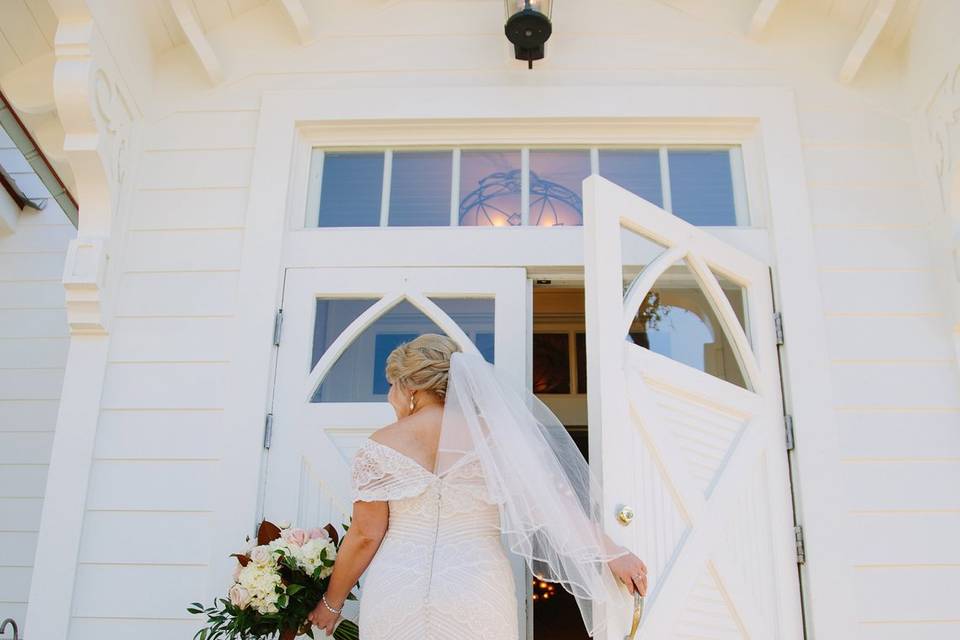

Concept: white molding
[[208, 84, 856, 639], [839, 0, 896, 84], [748, 0, 783, 37], [0, 184, 20, 235], [279, 0, 314, 45], [170, 0, 223, 84]]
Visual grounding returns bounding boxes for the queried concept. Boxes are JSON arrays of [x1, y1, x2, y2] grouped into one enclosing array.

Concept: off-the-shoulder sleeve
[[350, 440, 434, 502]]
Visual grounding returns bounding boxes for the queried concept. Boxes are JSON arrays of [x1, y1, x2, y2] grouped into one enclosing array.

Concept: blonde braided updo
[[384, 333, 461, 401]]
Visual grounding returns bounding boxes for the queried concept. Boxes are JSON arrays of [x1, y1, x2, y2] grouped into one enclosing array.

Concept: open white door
[[583, 176, 803, 639], [261, 266, 528, 626]]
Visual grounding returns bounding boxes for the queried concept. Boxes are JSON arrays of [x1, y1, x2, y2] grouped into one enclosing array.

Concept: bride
[[307, 334, 648, 639]]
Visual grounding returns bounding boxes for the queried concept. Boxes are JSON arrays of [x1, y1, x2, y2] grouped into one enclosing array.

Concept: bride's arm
[[307, 500, 388, 632]]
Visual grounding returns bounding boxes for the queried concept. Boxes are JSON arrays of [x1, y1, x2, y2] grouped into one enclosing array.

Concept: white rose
[[249, 545, 274, 566], [228, 584, 251, 609]]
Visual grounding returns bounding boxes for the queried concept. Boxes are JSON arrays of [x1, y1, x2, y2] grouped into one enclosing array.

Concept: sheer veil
[[436, 350, 632, 637]]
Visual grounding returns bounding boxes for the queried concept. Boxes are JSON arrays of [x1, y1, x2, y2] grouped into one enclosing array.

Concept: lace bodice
[[349, 438, 518, 640]]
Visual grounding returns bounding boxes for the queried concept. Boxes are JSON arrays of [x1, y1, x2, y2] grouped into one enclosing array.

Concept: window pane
[[311, 298, 495, 402], [529, 150, 589, 227], [667, 149, 736, 226], [388, 151, 452, 227], [459, 150, 522, 226], [575, 332, 587, 394], [317, 152, 384, 227], [598, 149, 662, 207], [532, 333, 570, 394]]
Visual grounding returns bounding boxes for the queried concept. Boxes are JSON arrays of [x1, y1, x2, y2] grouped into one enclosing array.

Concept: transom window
[[305, 146, 749, 228]]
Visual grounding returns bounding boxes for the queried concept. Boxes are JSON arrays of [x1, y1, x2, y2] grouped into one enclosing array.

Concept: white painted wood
[[583, 175, 803, 639], [278, 0, 313, 44], [839, 0, 897, 84], [169, 0, 223, 84], [748, 0, 783, 36]]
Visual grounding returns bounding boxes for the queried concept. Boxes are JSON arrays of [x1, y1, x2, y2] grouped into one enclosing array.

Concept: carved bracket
[[62, 235, 109, 335]]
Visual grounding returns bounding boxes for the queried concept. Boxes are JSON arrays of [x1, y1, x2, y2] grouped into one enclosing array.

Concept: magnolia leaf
[[230, 553, 250, 567], [258, 520, 283, 545], [323, 523, 339, 545]]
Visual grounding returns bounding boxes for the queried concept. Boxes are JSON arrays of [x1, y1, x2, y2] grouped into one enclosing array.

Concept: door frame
[[209, 85, 855, 639]]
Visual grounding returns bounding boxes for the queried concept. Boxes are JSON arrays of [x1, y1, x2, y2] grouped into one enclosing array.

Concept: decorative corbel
[[52, 18, 133, 335]]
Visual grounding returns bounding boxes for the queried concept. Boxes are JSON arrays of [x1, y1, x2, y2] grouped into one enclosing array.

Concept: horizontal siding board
[[85, 460, 217, 511], [819, 271, 942, 314], [71, 564, 210, 618], [803, 145, 919, 185], [0, 251, 68, 281], [824, 316, 954, 361], [137, 149, 253, 190], [114, 272, 238, 317], [0, 399, 60, 429], [0, 566, 30, 601], [849, 512, 960, 564], [854, 621, 960, 640], [78, 512, 212, 564], [131, 187, 248, 230], [0, 281, 67, 308], [844, 461, 960, 511], [0, 432, 54, 464], [144, 111, 259, 150], [0, 531, 38, 567], [124, 229, 244, 272], [798, 108, 913, 146], [813, 228, 933, 270], [0, 497, 43, 531], [100, 363, 227, 409], [0, 466, 48, 498], [69, 619, 201, 640], [95, 410, 222, 459], [108, 317, 234, 362], [0, 224, 76, 252], [853, 566, 960, 621], [0, 337, 69, 369], [807, 185, 929, 226], [0, 369, 66, 401], [0, 309, 69, 337], [838, 411, 960, 458], [831, 363, 960, 408]]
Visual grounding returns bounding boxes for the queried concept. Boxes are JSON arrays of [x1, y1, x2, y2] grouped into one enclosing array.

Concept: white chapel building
[[0, 1, 958, 639]]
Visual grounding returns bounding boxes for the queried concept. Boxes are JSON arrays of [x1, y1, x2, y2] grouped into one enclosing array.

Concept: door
[[583, 176, 803, 639], [261, 266, 528, 621]]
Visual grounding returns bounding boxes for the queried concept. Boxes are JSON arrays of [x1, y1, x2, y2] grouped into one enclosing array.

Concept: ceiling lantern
[[504, 1, 553, 69]]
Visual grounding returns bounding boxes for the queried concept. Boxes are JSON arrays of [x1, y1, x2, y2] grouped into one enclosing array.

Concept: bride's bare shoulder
[[369, 409, 442, 461]]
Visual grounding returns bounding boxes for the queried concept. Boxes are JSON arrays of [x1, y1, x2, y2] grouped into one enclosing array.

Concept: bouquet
[[188, 520, 359, 640]]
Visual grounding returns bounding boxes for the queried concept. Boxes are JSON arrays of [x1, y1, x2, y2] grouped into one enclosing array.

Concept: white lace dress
[[350, 438, 519, 640]]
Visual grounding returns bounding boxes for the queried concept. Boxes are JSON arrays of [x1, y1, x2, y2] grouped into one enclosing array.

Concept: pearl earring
[[408, 393, 416, 413]]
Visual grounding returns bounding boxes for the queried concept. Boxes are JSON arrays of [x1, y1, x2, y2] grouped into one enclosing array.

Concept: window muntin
[[307, 146, 749, 228]]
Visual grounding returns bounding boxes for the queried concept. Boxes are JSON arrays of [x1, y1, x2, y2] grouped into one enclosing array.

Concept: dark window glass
[[598, 149, 662, 207], [317, 152, 384, 227], [532, 333, 570, 394], [388, 151, 453, 227], [575, 332, 587, 394], [667, 149, 737, 226]]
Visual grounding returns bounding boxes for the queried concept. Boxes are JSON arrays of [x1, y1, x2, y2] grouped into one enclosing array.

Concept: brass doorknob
[[617, 505, 635, 525]]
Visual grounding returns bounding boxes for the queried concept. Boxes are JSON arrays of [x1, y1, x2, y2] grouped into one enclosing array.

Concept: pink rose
[[307, 527, 329, 540], [229, 584, 251, 609], [249, 545, 274, 565], [281, 527, 310, 547], [232, 563, 243, 581]]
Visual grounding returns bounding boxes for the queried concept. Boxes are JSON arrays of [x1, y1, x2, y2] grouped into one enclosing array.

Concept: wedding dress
[[351, 437, 519, 640]]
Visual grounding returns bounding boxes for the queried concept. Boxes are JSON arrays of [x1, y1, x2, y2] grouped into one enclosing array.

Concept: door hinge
[[272, 309, 283, 346], [263, 413, 274, 449], [773, 311, 784, 345], [784, 415, 795, 451], [794, 525, 806, 564]]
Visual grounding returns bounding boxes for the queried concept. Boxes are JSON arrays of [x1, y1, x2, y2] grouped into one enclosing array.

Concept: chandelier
[[458, 169, 583, 227]]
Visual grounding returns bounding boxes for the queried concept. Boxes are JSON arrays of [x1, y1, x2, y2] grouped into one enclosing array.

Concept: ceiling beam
[[170, 0, 223, 84], [748, 0, 783, 37], [279, 0, 314, 45], [838, 0, 896, 84]]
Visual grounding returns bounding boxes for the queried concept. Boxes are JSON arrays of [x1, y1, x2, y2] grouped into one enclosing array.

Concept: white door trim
[[209, 84, 855, 639]]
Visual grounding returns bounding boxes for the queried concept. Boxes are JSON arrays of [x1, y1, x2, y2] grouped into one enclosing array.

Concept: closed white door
[[583, 176, 803, 639], [261, 266, 528, 622]]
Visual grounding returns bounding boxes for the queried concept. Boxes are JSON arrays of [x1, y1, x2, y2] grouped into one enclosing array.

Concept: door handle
[[624, 592, 644, 640], [617, 505, 635, 525]]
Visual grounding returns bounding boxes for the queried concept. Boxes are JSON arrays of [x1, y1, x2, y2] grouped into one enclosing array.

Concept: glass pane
[[667, 149, 737, 226], [311, 297, 495, 402], [317, 152, 384, 227], [388, 151, 453, 227], [529, 149, 589, 227], [532, 333, 570, 394], [598, 149, 662, 207], [459, 150, 522, 226], [575, 332, 586, 394], [626, 260, 747, 388]]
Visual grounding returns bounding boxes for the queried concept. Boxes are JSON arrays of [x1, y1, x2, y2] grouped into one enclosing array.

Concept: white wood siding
[[0, 136, 74, 633], [20, 2, 954, 638]]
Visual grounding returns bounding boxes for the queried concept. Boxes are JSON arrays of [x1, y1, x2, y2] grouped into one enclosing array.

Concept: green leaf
[[286, 584, 305, 595]]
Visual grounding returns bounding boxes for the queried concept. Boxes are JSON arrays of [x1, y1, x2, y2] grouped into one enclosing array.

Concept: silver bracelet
[[321, 593, 342, 615]]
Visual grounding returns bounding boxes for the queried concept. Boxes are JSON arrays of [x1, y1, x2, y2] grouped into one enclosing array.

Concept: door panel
[[261, 266, 527, 627], [583, 176, 803, 639]]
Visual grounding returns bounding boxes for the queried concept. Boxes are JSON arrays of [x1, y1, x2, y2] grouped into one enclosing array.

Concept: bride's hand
[[307, 594, 342, 637], [607, 551, 648, 596]]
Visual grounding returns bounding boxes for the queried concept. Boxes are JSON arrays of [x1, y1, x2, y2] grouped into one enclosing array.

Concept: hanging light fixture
[[504, 1, 553, 69]]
